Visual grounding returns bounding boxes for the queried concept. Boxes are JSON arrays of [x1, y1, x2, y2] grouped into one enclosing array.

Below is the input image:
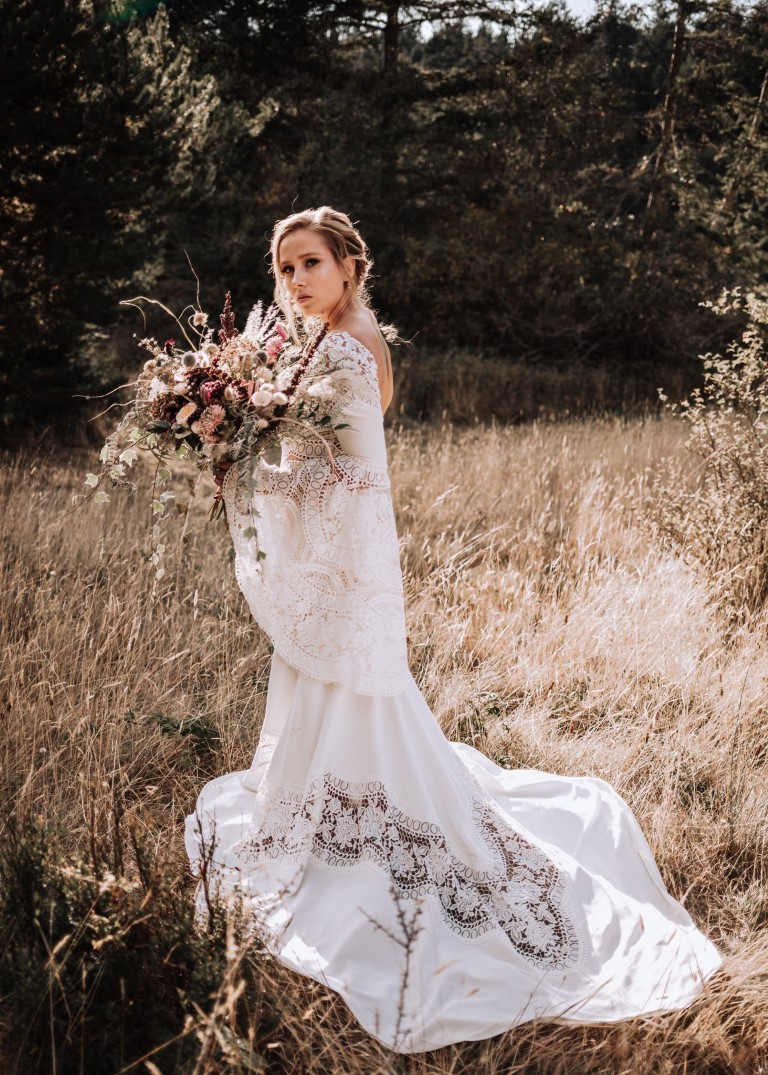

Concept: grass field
[[1, 415, 766, 1074]]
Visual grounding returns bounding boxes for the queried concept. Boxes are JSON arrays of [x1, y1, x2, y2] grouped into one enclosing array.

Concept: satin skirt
[[185, 652, 722, 1053]]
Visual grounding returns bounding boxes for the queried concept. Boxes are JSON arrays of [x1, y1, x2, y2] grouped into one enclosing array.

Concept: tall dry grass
[[1, 415, 766, 1073]]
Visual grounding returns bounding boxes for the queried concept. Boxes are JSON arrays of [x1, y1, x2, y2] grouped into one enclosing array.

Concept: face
[[277, 228, 355, 322]]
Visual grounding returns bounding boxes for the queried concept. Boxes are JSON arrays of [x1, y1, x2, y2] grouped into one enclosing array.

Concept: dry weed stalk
[[0, 415, 766, 1072]]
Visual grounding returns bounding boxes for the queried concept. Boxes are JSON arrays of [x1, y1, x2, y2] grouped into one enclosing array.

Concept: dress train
[[185, 652, 722, 1053]]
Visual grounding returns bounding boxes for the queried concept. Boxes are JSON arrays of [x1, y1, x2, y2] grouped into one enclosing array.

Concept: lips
[[297, 295, 311, 302]]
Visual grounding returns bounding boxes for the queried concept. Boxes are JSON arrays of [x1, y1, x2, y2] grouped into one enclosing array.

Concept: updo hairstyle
[[269, 206, 374, 343]]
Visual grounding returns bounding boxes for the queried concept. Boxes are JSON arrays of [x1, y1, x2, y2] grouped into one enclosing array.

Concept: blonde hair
[[269, 206, 398, 345]]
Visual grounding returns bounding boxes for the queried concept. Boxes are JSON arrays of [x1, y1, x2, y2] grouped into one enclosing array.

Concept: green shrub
[[655, 289, 768, 619], [0, 810, 283, 1074]]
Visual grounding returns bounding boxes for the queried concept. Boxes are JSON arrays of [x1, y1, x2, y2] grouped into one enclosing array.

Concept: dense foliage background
[[2, 0, 767, 441]]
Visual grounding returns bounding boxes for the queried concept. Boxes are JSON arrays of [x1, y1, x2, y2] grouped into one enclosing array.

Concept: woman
[[185, 206, 722, 1054]]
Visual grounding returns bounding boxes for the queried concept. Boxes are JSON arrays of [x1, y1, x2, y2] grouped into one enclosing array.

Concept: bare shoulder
[[336, 312, 387, 364]]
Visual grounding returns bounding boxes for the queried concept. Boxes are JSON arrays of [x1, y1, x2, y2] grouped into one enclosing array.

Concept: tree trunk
[[644, 0, 687, 223], [379, 0, 400, 202], [383, 0, 399, 74]]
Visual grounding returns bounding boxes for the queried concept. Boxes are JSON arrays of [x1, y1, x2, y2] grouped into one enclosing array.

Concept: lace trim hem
[[235, 767, 583, 972]]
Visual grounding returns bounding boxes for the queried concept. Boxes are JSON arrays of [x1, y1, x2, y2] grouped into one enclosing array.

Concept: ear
[[342, 255, 355, 283]]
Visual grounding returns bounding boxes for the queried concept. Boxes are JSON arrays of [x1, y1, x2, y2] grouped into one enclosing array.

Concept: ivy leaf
[[94, 492, 110, 504], [85, 473, 100, 487], [157, 467, 172, 483], [242, 527, 257, 539], [152, 500, 165, 514], [119, 448, 138, 466]]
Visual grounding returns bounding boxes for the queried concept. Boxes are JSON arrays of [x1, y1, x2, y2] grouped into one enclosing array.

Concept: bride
[[185, 206, 722, 1054]]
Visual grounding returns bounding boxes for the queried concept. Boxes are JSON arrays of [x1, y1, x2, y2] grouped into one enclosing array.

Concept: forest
[[2, 0, 768, 442]]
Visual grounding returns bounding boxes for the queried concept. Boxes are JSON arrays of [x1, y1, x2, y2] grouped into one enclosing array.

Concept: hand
[[213, 460, 234, 488]]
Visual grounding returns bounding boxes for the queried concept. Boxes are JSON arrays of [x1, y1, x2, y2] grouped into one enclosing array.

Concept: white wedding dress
[[185, 330, 722, 1053]]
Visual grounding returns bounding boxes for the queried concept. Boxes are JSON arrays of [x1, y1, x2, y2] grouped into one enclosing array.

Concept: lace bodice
[[223, 331, 409, 696]]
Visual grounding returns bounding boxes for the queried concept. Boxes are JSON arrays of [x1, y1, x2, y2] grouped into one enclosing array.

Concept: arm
[[318, 337, 388, 468]]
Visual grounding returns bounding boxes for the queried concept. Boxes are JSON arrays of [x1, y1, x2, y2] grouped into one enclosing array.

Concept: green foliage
[[0, 0, 268, 443], [147, 708, 220, 755], [4, 0, 768, 442], [0, 810, 284, 1074], [655, 289, 768, 619]]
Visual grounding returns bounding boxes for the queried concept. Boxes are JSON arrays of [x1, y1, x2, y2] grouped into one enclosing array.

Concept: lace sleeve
[[298, 332, 388, 470], [222, 331, 410, 696]]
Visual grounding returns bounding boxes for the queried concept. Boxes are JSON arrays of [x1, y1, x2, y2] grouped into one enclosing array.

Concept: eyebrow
[[280, 251, 321, 268]]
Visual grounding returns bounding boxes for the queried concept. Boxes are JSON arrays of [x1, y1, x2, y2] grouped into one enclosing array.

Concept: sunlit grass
[[1, 414, 766, 1073]]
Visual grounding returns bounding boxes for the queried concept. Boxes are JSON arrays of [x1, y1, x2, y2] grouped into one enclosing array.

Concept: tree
[[0, 1, 266, 442]]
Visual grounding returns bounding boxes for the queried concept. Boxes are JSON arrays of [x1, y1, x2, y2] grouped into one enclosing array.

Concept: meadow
[[1, 414, 766, 1074]]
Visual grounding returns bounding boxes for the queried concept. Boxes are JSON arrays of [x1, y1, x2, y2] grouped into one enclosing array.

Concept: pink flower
[[265, 335, 284, 365], [197, 404, 226, 440], [274, 321, 288, 341]]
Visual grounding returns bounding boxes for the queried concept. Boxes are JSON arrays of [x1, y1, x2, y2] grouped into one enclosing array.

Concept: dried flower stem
[[120, 296, 197, 350]]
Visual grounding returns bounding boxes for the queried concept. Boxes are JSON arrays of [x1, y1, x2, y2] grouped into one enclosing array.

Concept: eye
[[280, 265, 293, 276], [305, 258, 318, 267]]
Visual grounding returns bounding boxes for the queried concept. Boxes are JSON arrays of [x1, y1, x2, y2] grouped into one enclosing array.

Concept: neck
[[325, 292, 355, 330]]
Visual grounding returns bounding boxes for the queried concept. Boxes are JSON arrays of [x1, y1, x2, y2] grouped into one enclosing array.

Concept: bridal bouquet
[[81, 291, 325, 576]]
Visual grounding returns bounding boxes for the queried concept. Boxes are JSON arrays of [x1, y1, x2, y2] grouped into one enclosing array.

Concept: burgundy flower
[[199, 379, 226, 407], [218, 291, 238, 345], [164, 339, 175, 356]]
